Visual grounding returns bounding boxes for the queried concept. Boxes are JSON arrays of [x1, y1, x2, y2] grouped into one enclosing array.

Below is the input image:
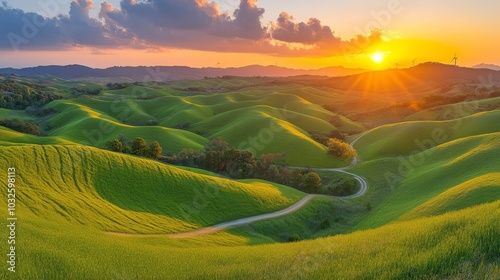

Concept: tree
[[205, 136, 228, 152], [117, 134, 130, 153], [108, 139, 122, 152], [327, 138, 357, 161], [292, 169, 304, 189], [303, 172, 322, 192], [327, 130, 345, 141], [148, 141, 163, 159], [131, 137, 147, 156]]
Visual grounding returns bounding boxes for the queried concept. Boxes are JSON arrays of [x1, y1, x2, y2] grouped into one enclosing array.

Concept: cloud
[[271, 12, 338, 44], [0, 6, 65, 50], [0, 1, 132, 50], [0, 0, 384, 57]]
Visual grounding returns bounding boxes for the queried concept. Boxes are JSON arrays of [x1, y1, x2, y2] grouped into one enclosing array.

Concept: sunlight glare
[[371, 52, 385, 64]]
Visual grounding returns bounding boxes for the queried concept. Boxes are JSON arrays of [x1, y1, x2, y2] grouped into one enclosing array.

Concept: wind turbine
[[412, 58, 417, 67], [451, 54, 458, 66], [216, 61, 221, 68], [395, 61, 400, 69]]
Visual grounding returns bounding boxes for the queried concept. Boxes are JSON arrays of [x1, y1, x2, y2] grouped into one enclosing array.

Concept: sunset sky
[[1, 0, 499, 69]]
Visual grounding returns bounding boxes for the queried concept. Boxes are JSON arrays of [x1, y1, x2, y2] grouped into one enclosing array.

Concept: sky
[[0, 0, 499, 69]]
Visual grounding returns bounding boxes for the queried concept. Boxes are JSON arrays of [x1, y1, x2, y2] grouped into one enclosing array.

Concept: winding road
[[108, 133, 368, 238]]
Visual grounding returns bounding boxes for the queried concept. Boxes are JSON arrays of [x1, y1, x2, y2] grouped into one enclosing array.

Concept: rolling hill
[[0, 145, 304, 234], [0, 141, 499, 279]]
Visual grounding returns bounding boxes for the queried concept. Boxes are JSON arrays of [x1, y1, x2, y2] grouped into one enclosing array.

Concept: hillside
[[0, 141, 499, 279], [354, 110, 500, 160], [322, 63, 500, 94], [352, 130, 500, 230], [0, 145, 304, 234]]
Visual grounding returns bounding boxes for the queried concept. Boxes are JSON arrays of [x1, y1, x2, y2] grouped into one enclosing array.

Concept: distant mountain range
[[320, 62, 500, 94], [473, 63, 500, 71], [0, 64, 367, 82]]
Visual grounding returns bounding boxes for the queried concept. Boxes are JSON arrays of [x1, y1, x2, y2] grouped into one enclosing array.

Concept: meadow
[[0, 73, 499, 279]]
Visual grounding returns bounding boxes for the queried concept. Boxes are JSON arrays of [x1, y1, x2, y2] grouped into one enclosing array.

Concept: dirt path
[[106, 133, 368, 238]]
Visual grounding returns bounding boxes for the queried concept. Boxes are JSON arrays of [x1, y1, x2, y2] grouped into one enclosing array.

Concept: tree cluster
[[105, 83, 129, 90], [163, 137, 323, 192], [309, 130, 346, 146], [325, 177, 358, 196], [71, 87, 102, 96], [0, 118, 41, 135], [0, 80, 63, 110], [327, 138, 357, 161], [106, 135, 163, 159]]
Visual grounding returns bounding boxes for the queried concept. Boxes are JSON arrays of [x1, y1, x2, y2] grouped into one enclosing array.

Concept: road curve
[[107, 133, 368, 238]]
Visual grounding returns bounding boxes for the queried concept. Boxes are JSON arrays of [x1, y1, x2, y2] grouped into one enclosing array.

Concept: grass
[[0, 145, 305, 234], [1, 76, 499, 279], [40, 85, 365, 166], [354, 110, 500, 160], [353, 132, 500, 230], [0, 126, 74, 145], [1, 196, 498, 279]]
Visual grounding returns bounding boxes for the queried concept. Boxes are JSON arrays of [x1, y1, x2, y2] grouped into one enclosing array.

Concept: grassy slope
[[355, 110, 500, 160], [1, 142, 498, 279], [0, 126, 74, 145], [2, 198, 498, 279], [42, 87, 364, 166], [405, 96, 500, 121], [354, 132, 500, 230], [0, 145, 304, 234]]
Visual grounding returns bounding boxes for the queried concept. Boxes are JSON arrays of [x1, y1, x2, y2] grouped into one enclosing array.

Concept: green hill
[[354, 110, 500, 160], [0, 145, 304, 234], [353, 132, 500, 230], [41, 88, 365, 167]]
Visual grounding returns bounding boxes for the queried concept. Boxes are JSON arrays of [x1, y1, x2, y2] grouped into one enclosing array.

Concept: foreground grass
[[1, 200, 498, 279]]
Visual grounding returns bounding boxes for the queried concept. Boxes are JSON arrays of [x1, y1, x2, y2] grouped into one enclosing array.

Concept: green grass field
[[38, 84, 366, 167], [353, 132, 500, 230], [0, 76, 499, 279], [0, 145, 304, 234]]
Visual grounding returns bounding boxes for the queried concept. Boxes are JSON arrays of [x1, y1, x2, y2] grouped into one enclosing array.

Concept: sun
[[371, 52, 385, 64]]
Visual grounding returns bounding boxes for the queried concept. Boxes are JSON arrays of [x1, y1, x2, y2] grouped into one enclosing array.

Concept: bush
[[107, 139, 123, 152], [0, 119, 41, 135], [131, 137, 148, 156], [327, 177, 358, 196], [327, 138, 357, 161], [303, 172, 322, 192], [148, 141, 163, 159], [320, 219, 331, 229], [287, 233, 301, 242]]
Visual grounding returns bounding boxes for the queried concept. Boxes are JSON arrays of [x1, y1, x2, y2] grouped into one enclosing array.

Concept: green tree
[[149, 141, 163, 159], [327, 138, 357, 161], [303, 172, 322, 192], [131, 137, 147, 156], [205, 136, 228, 152], [107, 139, 123, 152]]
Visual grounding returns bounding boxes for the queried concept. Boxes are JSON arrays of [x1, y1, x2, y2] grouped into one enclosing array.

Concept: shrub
[[327, 138, 357, 161], [303, 172, 322, 192], [0, 119, 41, 135], [131, 137, 148, 156], [148, 141, 163, 159], [287, 233, 301, 242]]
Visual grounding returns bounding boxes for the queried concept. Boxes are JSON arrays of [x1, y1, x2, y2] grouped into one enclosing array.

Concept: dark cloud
[[101, 0, 267, 43], [227, 0, 266, 40], [58, 0, 125, 46], [271, 12, 339, 44], [0, 6, 65, 50], [0, 0, 383, 56], [0, 1, 131, 50]]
